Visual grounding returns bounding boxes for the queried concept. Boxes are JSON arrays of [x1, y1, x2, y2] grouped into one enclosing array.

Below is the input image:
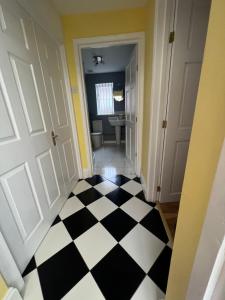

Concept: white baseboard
[[82, 168, 91, 178], [103, 140, 116, 144], [3, 288, 22, 300], [140, 173, 147, 199], [140, 173, 157, 204], [103, 140, 125, 144]]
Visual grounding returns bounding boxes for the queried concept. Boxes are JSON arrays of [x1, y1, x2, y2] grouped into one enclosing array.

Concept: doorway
[[149, 0, 211, 238], [74, 33, 145, 178], [82, 44, 136, 178]]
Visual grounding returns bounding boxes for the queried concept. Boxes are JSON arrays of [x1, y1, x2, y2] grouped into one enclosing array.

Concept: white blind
[[95, 82, 114, 115]]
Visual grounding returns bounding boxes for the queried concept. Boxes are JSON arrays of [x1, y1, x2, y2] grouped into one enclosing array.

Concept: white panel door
[[160, 0, 211, 202], [125, 47, 137, 169], [0, 0, 67, 271], [34, 25, 78, 194]]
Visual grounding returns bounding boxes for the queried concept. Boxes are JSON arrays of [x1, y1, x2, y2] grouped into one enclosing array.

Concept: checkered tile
[[22, 175, 172, 300]]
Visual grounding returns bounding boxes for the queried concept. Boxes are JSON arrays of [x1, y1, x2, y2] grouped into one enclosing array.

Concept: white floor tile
[[121, 180, 142, 195], [93, 144, 135, 176], [59, 196, 84, 220], [131, 276, 164, 300], [87, 196, 117, 220], [94, 180, 118, 195], [62, 273, 105, 300], [75, 223, 117, 269], [35, 222, 72, 266], [22, 269, 43, 300], [121, 197, 152, 222], [120, 224, 165, 273], [73, 180, 92, 195]]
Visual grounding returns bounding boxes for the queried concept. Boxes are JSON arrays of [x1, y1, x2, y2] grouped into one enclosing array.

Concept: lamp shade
[[113, 90, 124, 101]]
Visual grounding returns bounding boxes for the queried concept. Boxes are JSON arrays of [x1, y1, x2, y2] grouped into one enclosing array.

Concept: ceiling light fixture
[[92, 55, 104, 65]]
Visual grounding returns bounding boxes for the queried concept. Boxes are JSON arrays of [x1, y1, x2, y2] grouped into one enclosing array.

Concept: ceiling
[[82, 44, 135, 74], [51, 0, 147, 15]]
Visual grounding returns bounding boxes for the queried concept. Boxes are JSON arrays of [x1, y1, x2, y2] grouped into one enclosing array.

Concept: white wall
[[17, 0, 63, 43]]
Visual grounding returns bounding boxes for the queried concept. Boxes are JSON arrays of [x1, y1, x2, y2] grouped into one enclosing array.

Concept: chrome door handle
[[51, 131, 58, 146]]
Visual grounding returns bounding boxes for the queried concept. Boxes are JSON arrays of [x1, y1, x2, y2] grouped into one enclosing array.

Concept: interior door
[[160, 0, 211, 202], [125, 47, 137, 170], [0, 0, 71, 272], [34, 25, 78, 195]]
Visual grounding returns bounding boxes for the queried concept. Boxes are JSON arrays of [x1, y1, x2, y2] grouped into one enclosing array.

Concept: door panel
[[62, 138, 76, 183], [50, 76, 68, 128], [0, 163, 43, 241], [0, 72, 19, 142], [10, 56, 46, 134], [160, 0, 211, 202], [179, 63, 201, 128], [0, 0, 77, 272], [37, 150, 60, 208], [34, 25, 78, 193]]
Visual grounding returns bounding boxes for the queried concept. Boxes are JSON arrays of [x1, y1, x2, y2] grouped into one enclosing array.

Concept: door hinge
[[162, 120, 167, 129], [136, 116, 137, 122], [136, 65, 138, 72], [157, 186, 161, 192], [169, 31, 175, 43]]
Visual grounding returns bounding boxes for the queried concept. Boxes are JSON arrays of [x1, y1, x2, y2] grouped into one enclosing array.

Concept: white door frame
[[185, 138, 225, 299], [73, 32, 145, 177], [146, 0, 176, 202]]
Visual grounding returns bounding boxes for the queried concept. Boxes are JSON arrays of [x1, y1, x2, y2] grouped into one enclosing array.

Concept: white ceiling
[[82, 44, 135, 74], [51, 0, 147, 15]]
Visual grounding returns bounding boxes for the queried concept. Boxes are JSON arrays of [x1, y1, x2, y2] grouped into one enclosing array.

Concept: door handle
[[51, 131, 58, 146]]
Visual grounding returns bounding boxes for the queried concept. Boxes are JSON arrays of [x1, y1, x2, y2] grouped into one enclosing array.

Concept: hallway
[[22, 175, 171, 300], [93, 144, 135, 177]]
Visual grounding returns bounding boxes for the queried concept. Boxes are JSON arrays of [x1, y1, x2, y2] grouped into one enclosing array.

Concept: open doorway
[[82, 44, 136, 178], [74, 33, 145, 179], [149, 0, 211, 240]]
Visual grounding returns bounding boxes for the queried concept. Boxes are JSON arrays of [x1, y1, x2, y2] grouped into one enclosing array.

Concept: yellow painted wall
[[61, 5, 154, 172], [166, 0, 225, 299], [0, 275, 7, 299]]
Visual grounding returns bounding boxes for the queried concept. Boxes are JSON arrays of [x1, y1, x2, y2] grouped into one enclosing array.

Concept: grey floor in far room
[[93, 143, 135, 178]]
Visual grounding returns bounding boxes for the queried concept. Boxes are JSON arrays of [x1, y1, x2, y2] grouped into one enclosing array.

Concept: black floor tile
[[133, 177, 141, 183], [63, 207, 98, 240], [68, 192, 75, 199], [85, 175, 105, 186], [91, 244, 145, 300], [76, 187, 102, 205], [140, 209, 169, 243], [135, 191, 146, 201], [22, 257, 36, 277], [38, 243, 88, 300], [101, 209, 137, 241], [108, 175, 130, 186], [106, 188, 132, 206], [148, 246, 172, 293], [136, 191, 156, 207], [51, 215, 61, 227]]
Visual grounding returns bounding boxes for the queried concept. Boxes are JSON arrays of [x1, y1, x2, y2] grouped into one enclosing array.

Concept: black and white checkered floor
[[22, 175, 172, 300]]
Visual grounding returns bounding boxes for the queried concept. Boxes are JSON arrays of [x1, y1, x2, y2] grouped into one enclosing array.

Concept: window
[[95, 82, 114, 115]]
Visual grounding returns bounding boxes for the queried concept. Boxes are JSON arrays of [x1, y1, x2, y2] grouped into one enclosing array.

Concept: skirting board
[[82, 168, 91, 179], [140, 173, 157, 203], [140, 173, 147, 200], [3, 288, 22, 300], [103, 140, 125, 144]]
